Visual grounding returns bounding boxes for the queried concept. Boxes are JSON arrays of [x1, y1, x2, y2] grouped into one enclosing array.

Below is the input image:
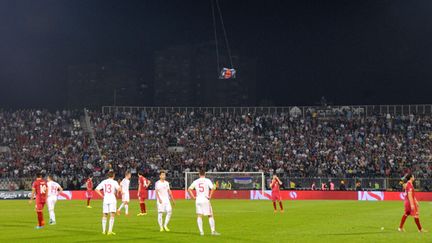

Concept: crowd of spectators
[[92, 110, 432, 179], [1, 109, 432, 189], [0, 110, 93, 189]]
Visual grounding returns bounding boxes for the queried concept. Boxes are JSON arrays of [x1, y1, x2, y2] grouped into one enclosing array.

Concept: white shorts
[[122, 193, 130, 202], [47, 196, 57, 211], [103, 202, 117, 214], [157, 202, 172, 213], [196, 201, 213, 216]]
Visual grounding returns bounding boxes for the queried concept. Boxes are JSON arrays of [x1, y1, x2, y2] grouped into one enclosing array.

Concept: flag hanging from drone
[[211, 0, 236, 79], [220, 68, 236, 79]]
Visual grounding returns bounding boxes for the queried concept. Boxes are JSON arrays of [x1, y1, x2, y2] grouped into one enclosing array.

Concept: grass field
[[1, 199, 431, 243]]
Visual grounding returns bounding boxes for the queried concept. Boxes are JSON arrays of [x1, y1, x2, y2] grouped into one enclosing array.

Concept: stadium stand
[[1, 105, 431, 190]]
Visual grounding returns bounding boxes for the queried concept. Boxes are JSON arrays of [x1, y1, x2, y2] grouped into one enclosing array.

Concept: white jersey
[[47, 181, 61, 197], [189, 177, 214, 203], [155, 180, 171, 203], [120, 178, 130, 194], [96, 178, 120, 204]]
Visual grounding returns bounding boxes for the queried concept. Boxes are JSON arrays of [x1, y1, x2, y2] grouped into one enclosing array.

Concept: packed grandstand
[[1, 105, 431, 191]]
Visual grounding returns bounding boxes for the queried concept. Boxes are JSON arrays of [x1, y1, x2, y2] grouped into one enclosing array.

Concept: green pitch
[[1, 199, 431, 243]]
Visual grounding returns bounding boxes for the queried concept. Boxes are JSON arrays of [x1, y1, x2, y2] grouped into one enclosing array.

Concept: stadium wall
[[4, 190, 431, 201]]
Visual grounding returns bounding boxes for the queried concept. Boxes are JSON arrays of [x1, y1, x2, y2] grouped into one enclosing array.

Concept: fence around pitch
[[101, 104, 432, 117], [280, 177, 432, 191], [2, 177, 432, 192], [3, 189, 432, 201]]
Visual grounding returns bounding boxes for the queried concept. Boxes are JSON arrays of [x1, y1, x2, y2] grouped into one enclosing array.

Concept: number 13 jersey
[[96, 178, 120, 204]]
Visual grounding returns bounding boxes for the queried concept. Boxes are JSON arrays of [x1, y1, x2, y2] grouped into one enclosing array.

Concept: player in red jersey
[[137, 172, 151, 216], [29, 172, 48, 229], [398, 174, 427, 232], [86, 175, 93, 208], [270, 175, 284, 213]]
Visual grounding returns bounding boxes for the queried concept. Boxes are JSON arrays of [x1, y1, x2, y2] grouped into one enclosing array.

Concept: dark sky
[[1, 0, 432, 109]]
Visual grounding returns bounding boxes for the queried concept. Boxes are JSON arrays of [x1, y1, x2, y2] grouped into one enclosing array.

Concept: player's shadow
[[164, 230, 197, 236]]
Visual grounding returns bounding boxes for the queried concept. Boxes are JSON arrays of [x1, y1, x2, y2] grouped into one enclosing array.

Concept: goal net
[[184, 172, 265, 198]]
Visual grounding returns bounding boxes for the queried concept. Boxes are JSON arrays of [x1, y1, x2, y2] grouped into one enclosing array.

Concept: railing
[[83, 108, 103, 159], [101, 104, 432, 117], [0, 177, 185, 191], [2, 177, 432, 191], [279, 177, 432, 192]]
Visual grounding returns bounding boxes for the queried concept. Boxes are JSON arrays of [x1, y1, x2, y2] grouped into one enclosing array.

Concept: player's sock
[[273, 202, 277, 210], [118, 203, 124, 211], [140, 203, 146, 213], [197, 217, 204, 234], [87, 199, 90, 206], [414, 217, 422, 231], [158, 212, 163, 228], [279, 201, 284, 210], [399, 214, 408, 229], [102, 216, 107, 233], [49, 209, 56, 222], [143, 203, 146, 213], [164, 211, 172, 227], [108, 217, 115, 233], [209, 217, 216, 232], [125, 205, 129, 214], [37, 212, 43, 226]]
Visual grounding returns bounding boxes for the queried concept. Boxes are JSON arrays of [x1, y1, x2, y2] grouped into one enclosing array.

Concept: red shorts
[[86, 191, 93, 199], [272, 193, 281, 201], [35, 200, 46, 211], [138, 191, 147, 201], [404, 202, 419, 216]]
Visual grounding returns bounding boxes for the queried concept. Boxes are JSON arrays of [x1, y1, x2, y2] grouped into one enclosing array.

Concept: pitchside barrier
[[2, 177, 432, 191], [4, 190, 432, 201]]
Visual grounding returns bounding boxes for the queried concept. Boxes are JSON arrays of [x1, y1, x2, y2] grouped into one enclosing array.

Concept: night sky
[[1, 0, 432, 109]]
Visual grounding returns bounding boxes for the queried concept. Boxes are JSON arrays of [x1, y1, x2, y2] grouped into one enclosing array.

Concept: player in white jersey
[[95, 171, 121, 235], [46, 175, 63, 225], [155, 170, 175, 232], [188, 169, 220, 236], [117, 171, 131, 216]]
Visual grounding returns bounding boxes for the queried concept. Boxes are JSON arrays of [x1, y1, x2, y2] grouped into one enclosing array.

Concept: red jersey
[[404, 181, 416, 202], [271, 180, 281, 193], [86, 179, 93, 191], [32, 178, 47, 202], [139, 176, 149, 191]]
